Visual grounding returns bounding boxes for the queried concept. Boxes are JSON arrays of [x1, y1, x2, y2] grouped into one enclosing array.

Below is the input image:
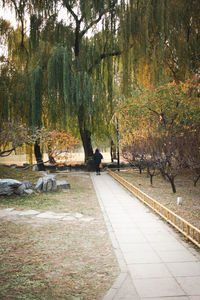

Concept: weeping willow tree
[[117, 0, 200, 88], [1, 0, 199, 163], [44, 0, 122, 162], [30, 65, 46, 170]]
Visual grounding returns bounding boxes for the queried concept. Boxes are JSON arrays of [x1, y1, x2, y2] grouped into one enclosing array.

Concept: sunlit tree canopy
[[0, 0, 200, 162]]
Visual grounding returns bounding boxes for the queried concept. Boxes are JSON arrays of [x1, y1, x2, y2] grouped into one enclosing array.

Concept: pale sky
[[0, 3, 104, 56], [0, 4, 20, 56], [0, 4, 18, 28]]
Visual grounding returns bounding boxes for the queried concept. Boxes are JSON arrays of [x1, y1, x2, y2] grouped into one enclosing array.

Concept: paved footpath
[[91, 173, 200, 300]]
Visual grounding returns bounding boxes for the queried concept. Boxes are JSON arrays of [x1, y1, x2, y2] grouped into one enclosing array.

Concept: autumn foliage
[[0, 123, 80, 164], [119, 80, 200, 192], [47, 130, 80, 163]]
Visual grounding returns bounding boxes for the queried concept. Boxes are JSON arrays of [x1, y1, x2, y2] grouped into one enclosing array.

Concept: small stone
[[63, 216, 76, 221], [57, 180, 70, 189], [177, 197, 182, 205], [32, 165, 38, 171], [8, 210, 21, 215], [75, 213, 83, 219], [24, 189, 34, 195], [4, 208, 15, 212], [36, 211, 62, 219], [0, 208, 15, 217], [81, 217, 94, 222], [19, 210, 39, 216]]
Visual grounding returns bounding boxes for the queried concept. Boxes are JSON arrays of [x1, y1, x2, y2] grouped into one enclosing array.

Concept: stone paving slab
[[91, 173, 200, 300], [132, 277, 185, 298], [140, 297, 190, 300], [0, 208, 94, 223], [35, 211, 67, 219], [19, 210, 40, 216], [166, 262, 200, 277], [128, 262, 172, 279]]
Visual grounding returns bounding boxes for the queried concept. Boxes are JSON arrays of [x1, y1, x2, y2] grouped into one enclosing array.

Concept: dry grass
[[117, 168, 200, 229], [0, 165, 41, 183], [0, 167, 120, 300]]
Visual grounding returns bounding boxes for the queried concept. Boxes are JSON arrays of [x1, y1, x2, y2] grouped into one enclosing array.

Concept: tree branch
[[88, 49, 122, 74], [0, 148, 16, 157], [80, 10, 108, 38], [87, 40, 136, 74], [64, 2, 79, 23]]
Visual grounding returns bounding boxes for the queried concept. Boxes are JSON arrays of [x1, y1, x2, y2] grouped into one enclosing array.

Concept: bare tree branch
[[80, 9, 109, 38], [0, 148, 16, 157], [64, 2, 79, 23]]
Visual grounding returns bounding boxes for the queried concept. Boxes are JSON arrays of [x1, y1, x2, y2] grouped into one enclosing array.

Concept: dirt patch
[[0, 171, 120, 299], [117, 169, 200, 229]]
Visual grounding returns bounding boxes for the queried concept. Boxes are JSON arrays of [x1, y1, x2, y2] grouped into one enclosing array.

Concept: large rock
[[0, 175, 69, 196], [0, 179, 21, 196], [35, 177, 43, 192], [35, 175, 57, 192], [15, 181, 32, 195], [24, 189, 34, 195], [57, 180, 71, 189]]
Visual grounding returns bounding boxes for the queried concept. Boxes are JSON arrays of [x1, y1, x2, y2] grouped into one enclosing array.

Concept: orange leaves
[[0, 122, 80, 159], [49, 130, 80, 153]]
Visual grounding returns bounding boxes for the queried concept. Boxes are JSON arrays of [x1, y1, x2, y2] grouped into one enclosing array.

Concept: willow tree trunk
[[78, 111, 94, 166], [79, 127, 93, 162], [34, 141, 45, 171]]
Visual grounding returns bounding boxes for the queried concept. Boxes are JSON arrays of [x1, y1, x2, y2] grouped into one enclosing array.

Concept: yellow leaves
[[117, 80, 200, 149]]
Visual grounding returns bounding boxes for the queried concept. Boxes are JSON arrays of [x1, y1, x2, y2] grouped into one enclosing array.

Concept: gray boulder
[[22, 181, 32, 189], [0, 179, 21, 196], [35, 175, 57, 192], [15, 181, 32, 195], [35, 177, 43, 192], [24, 189, 34, 195], [57, 180, 71, 189]]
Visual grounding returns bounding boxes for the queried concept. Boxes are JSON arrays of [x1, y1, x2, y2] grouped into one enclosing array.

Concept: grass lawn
[[0, 166, 120, 300]]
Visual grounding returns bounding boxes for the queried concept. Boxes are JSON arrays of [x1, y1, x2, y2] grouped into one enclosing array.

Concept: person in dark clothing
[[93, 148, 103, 175]]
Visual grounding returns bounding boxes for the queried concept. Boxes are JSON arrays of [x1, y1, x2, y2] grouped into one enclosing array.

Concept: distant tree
[[119, 80, 200, 192], [0, 122, 79, 170], [179, 132, 200, 187], [1, 0, 200, 165], [47, 130, 80, 164], [0, 122, 28, 156], [122, 142, 146, 174]]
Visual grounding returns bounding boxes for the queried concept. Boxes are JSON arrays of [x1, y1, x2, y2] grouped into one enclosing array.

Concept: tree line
[[119, 81, 200, 193], [0, 0, 199, 169]]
